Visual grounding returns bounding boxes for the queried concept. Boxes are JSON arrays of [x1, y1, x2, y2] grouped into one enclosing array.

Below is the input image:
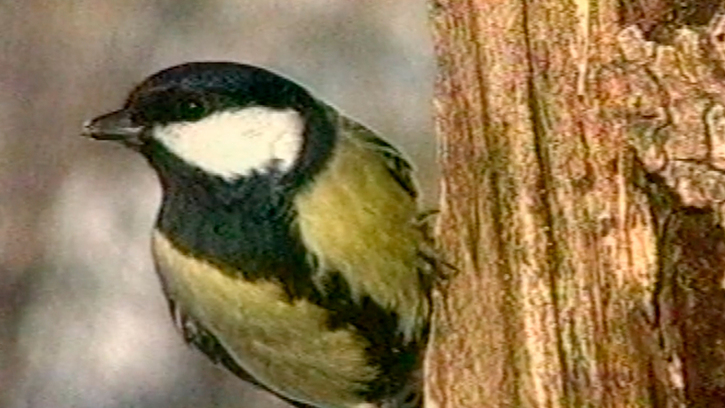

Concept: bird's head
[[83, 62, 336, 189]]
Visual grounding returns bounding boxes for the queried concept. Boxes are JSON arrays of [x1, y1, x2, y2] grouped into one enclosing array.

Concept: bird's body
[[84, 62, 433, 408]]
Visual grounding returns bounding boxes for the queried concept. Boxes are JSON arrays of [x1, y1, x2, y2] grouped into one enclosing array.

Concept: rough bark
[[428, 1, 725, 407]]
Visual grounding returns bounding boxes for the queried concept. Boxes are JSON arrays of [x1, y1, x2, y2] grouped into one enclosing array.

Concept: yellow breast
[[152, 231, 377, 408]]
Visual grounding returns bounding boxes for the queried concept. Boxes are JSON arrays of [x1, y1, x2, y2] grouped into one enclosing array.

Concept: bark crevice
[[634, 160, 725, 407]]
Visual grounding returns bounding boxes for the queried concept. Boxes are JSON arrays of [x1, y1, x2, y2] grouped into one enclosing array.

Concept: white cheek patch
[[153, 107, 305, 180]]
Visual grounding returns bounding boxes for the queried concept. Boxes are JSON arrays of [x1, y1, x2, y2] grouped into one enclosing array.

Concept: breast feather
[[151, 230, 377, 407]]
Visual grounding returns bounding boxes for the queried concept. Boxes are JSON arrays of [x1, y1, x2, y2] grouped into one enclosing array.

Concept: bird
[[82, 61, 435, 408]]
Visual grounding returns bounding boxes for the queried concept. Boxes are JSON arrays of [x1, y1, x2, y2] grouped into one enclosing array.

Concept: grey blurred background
[[0, 2, 436, 408]]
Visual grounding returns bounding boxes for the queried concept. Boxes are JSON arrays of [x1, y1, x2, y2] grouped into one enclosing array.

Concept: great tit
[[82, 62, 434, 408]]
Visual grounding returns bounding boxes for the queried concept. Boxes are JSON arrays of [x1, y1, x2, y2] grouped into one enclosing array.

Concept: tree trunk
[[427, 1, 725, 407]]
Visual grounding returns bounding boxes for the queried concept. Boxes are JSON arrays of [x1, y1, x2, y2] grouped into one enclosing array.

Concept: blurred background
[[0, 1, 435, 407]]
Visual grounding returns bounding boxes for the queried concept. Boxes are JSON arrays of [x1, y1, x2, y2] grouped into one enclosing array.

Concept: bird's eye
[[177, 97, 207, 121]]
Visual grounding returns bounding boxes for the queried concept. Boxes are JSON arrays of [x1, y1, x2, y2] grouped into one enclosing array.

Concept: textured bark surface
[[428, 1, 725, 407]]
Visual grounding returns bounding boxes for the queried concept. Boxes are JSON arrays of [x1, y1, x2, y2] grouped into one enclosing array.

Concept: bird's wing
[[331, 107, 447, 288], [329, 107, 418, 200], [330, 106, 451, 296]]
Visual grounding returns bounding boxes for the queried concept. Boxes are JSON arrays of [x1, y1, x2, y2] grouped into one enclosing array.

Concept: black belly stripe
[[156, 221, 423, 402], [154, 201, 422, 403]]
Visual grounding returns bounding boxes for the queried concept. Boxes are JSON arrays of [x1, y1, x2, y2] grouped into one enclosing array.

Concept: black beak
[[82, 109, 144, 148]]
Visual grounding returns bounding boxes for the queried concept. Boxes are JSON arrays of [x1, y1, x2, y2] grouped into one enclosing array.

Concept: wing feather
[[325, 104, 418, 199]]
